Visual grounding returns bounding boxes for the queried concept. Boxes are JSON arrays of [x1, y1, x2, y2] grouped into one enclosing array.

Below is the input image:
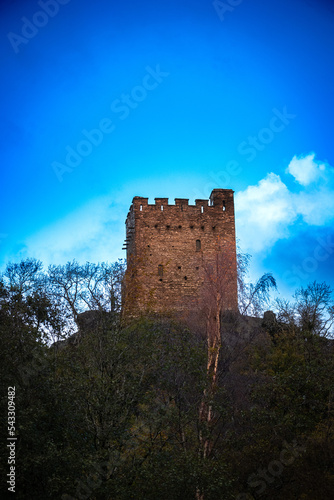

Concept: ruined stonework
[[122, 189, 238, 317]]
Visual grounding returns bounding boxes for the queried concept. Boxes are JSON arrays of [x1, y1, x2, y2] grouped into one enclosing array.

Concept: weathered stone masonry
[[122, 189, 238, 317]]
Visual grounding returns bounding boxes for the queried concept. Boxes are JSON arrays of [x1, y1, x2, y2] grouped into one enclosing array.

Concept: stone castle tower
[[122, 189, 238, 317]]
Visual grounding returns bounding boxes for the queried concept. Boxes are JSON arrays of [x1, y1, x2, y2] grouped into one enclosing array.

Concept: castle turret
[[122, 189, 238, 318]]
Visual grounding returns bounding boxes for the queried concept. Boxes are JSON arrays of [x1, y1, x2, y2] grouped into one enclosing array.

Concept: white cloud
[[236, 173, 296, 253], [292, 187, 334, 226], [287, 152, 326, 186], [22, 196, 127, 266], [236, 154, 334, 254]]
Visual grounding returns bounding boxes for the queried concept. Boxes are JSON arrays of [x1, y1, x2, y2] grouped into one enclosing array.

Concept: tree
[[0, 267, 66, 499], [47, 259, 125, 333], [3, 258, 44, 294], [237, 249, 277, 317], [192, 245, 278, 499], [79, 260, 125, 313], [55, 316, 210, 500], [196, 246, 277, 462], [294, 281, 334, 337], [238, 284, 334, 500]]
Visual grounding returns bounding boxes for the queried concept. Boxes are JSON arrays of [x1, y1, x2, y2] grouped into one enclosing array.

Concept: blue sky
[[1, 0, 334, 299]]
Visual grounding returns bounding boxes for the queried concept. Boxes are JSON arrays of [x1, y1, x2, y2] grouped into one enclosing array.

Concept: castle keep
[[122, 189, 238, 317]]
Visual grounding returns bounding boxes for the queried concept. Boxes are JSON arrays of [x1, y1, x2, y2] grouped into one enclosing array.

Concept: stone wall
[[122, 189, 238, 317]]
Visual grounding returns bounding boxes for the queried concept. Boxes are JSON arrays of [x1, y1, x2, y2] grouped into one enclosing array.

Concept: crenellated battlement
[[126, 189, 234, 218]]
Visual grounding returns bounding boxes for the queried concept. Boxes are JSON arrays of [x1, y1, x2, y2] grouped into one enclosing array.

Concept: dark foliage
[[0, 260, 333, 499]]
